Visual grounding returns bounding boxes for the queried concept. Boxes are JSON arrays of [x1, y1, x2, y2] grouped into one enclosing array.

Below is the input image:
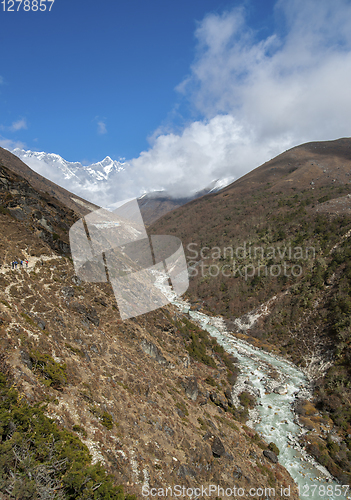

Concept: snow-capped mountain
[[12, 148, 125, 183], [11, 148, 129, 207], [10, 148, 233, 218]]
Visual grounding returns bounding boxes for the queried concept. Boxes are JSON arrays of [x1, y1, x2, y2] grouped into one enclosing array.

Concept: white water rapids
[[154, 273, 351, 500]]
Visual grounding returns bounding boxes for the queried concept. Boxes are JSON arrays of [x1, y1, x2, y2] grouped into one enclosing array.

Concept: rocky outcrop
[[233, 465, 242, 479], [209, 391, 228, 411], [211, 436, 226, 458], [0, 164, 77, 257], [263, 450, 278, 463], [177, 464, 196, 479], [70, 302, 99, 327], [180, 376, 199, 401], [61, 286, 74, 298], [140, 339, 167, 365]]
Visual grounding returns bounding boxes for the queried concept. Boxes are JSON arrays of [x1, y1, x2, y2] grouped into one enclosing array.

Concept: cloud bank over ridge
[[127, 0, 351, 198]]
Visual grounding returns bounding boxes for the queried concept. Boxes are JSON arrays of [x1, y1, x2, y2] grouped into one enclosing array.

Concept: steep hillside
[[0, 154, 299, 499], [0, 147, 98, 216], [138, 183, 228, 226], [138, 192, 199, 226], [150, 137, 351, 484], [150, 138, 351, 315]]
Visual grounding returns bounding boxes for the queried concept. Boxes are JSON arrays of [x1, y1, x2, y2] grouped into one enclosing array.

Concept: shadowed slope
[[0, 147, 98, 216]]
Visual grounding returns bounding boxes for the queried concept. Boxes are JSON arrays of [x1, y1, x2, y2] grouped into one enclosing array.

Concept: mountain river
[[155, 274, 351, 500]]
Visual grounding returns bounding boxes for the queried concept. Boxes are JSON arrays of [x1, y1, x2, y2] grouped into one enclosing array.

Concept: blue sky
[[0, 0, 274, 162], [1, 0, 351, 200]]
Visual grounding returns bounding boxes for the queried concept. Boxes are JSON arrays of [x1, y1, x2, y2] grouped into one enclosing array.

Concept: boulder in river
[[274, 385, 287, 395]]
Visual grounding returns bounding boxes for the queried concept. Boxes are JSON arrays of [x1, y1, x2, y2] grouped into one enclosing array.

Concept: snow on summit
[[10, 147, 232, 208], [12, 149, 125, 181], [10, 148, 127, 207]]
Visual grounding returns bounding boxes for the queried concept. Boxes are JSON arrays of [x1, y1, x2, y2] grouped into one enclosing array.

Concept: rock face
[[20, 350, 32, 369], [211, 436, 226, 458], [225, 387, 234, 406], [263, 450, 279, 463], [181, 376, 199, 401], [209, 390, 229, 411], [0, 164, 77, 257], [71, 302, 100, 327], [140, 339, 167, 365], [177, 464, 196, 479]]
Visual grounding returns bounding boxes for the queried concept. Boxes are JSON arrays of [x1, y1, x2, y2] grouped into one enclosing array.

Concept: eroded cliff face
[[0, 160, 299, 498]]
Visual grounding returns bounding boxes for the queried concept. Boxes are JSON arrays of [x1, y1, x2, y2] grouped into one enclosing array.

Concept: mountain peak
[[11, 148, 126, 186]]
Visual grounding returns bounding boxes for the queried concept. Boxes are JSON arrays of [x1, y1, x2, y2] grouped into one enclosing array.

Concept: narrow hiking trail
[[0, 253, 61, 274]]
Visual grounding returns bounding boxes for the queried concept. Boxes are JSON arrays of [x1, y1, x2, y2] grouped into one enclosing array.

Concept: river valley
[[156, 273, 351, 500]]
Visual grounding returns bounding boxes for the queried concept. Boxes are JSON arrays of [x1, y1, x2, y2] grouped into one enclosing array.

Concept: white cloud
[[0, 136, 25, 150], [10, 118, 27, 131], [185, 0, 351, 138], [0, 118, 27, 133], [122, 0, 351, 198], [125, 115, 287, 197], [97, 121, 107, 135], [0, 76, 4, 85]]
